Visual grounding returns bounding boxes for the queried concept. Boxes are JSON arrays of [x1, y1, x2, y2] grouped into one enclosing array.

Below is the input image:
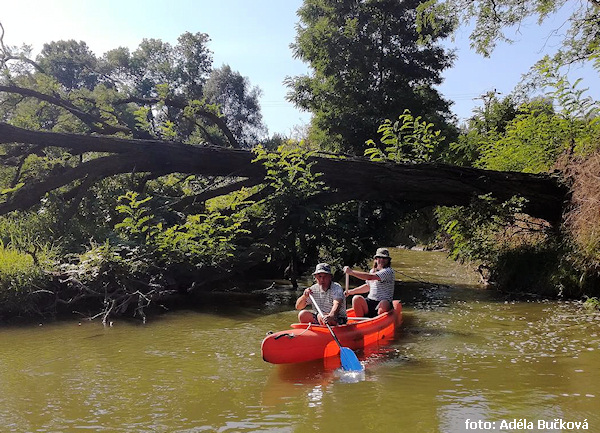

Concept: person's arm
[[344, 266, 381, 281], [295, 287, 312, 310], [344, 283, 370, 297], [322, 299, 342, 324]]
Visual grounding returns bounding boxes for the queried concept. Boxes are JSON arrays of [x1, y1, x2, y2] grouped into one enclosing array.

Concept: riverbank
[[1, 246, 598, 326]]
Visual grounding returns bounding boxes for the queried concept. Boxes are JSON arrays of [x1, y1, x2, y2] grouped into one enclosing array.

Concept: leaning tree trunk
[[0, 122, 568, 224]]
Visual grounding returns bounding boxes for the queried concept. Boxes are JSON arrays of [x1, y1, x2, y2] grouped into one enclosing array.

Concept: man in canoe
[[343, 247, 395, 317], [295, 263, 348, 326]]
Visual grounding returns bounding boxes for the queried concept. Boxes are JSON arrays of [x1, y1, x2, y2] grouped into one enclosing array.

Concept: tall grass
[[0, 213, 57, 317], [0, 242, 47, 316]]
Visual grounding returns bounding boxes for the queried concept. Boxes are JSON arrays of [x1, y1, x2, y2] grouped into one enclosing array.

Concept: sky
[[2, 0, 599, 136]]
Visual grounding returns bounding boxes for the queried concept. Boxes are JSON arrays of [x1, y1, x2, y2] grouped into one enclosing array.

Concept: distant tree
[[37, 40, 100, 90], [120, 32, 213, 99], [1, 31, 264, 147], [204, 65, 267, 147], [286, 0, 456, 154]]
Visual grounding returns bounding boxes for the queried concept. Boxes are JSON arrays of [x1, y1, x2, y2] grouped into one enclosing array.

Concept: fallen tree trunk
[[0, 122, 568, 224]]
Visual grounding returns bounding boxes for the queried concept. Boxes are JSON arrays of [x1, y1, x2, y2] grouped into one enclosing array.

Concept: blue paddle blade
[[340, 347, 363, 371]]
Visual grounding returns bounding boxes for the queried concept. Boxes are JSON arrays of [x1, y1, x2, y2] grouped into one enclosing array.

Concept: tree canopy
[[0, 29, 265, 147], [286, 0, 457, 154], [417, 0, 600, 67]]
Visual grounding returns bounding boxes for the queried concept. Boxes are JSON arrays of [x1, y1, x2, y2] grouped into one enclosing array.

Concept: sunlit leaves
[[365, 110, 444, 163], [114, 190, 250, 267], [476, 103, 572, 173], [115, 191, 156, 241], [156, 212, 250, 265]]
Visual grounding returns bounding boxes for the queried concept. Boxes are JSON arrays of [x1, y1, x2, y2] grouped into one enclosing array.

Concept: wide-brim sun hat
[[373, 248, 391, 259], [312, 263, 332, 275]]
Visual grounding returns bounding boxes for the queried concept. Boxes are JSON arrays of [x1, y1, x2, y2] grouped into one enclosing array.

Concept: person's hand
[[303, 288, 312, 298], [344, 289, 351, 297], [343, 266, 352, 274]]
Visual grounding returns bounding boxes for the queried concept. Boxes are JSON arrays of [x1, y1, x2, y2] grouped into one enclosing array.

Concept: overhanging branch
[[0, 122, 568, 223]]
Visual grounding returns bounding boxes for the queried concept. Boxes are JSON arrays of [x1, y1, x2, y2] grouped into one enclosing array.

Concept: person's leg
[[352, 295, 368, 317], [298, 310, 318, 323], [377, 300, 392, 315]]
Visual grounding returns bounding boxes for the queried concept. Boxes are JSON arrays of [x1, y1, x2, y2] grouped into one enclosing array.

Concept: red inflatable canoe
[[261, 300, 402, 364]]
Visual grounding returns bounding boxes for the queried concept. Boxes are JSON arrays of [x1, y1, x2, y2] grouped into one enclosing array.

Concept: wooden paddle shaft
[[308, 293, 344, 349]]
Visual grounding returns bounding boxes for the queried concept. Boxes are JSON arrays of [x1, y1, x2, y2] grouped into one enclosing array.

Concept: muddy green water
[[1, 249, 599, 433]]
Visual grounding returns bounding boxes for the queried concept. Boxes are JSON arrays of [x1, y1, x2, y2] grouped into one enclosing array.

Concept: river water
[[0, 249, 598, 432]]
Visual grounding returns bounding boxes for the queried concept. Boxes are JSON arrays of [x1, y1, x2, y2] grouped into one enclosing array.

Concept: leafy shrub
[[114, 190, 251, 269], [435, 194, 529, 263]]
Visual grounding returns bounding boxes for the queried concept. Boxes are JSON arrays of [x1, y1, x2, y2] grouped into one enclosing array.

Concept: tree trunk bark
[[0, 122, 568, 224]]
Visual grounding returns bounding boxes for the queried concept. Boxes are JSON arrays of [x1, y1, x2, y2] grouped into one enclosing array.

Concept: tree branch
[[0, 123, 568, 224], [0, 85, 132, 135], [115, 95, 241, 148]]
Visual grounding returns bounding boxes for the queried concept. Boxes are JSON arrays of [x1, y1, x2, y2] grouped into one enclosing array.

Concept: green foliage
[[447, 129, 490, 167], [133, 106, 152, 133], [584, 297, 600, 311], [365, 110, 444, 163], [0, 213, 59, 263], [287, 0, 456, 153], [204, 65, 267, 147], [435, 194, 527, 263], [460, 75, 600, 173], [71, 241, 146, 285], [114, 190, 250, 269], [531, 58, 600, 157], [253, 144, 325, 203], [155, 211, 250, 266], [251, 144, 406, 278], [447, 93, 519, 167], [252, 144, 327, 271], [476, 102, 572, 173], [0, 213, 58, 316], [115, 191, 156, 242], [417, 0, 600, 68], [37, 40, 100, 90], [0, 182, 25, 195]]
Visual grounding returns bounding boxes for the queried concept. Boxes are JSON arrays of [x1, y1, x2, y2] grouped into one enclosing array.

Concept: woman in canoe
[[343, 247, 395, 318], [295, 263, 347, 326]]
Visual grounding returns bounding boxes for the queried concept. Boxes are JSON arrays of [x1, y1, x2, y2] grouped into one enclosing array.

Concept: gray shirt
[[306, 281, 347, 319]]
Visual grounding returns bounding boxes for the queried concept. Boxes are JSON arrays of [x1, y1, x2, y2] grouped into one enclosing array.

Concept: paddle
[[308, 293, 363, 372]]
